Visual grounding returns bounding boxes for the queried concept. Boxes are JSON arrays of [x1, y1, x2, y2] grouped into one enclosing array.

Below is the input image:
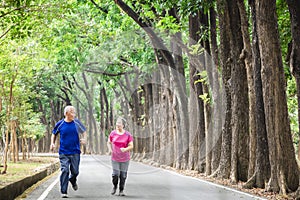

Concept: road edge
[[0, 161, 60, 200]]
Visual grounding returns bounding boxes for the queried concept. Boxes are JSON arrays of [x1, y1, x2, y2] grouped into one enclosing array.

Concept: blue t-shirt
[[52, 119, 86, 155]]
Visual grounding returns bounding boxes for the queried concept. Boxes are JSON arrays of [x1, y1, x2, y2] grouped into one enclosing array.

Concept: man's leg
[[69, 154, 80, 190], [59, 154, 70, 194]]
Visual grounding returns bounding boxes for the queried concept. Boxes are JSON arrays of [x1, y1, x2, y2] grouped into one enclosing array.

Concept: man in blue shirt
[[50, 105, 87, 198]]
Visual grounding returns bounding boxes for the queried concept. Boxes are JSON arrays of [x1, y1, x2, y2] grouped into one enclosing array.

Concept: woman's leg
[[119, 161, 130, 195], [111, 160, 121, 194], [119, 171, 127, 192]]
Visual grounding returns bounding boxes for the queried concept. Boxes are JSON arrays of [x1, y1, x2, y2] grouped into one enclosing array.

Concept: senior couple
[[50, 105, 133, 198]]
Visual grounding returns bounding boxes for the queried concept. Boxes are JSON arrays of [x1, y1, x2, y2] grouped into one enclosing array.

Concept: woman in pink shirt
[[107, 117, 133, 196]]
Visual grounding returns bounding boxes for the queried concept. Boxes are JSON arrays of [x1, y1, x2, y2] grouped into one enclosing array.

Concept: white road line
[[37, 176, 59, 200], [165, 169, 267, 200]]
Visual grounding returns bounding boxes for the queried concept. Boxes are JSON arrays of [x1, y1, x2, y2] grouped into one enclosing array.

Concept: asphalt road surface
[[24, 155, 266, 200]]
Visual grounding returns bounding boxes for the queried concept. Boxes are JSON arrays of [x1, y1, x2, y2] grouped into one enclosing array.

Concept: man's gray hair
[[64, 105, 75, 116]]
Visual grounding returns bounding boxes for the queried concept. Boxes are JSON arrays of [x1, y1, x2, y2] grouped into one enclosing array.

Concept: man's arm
[[80, 131, 87, 145], [50, 134, 56, 151]]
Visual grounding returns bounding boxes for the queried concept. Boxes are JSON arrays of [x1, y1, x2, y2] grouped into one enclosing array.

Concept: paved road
[[24, 155, 265, 200]]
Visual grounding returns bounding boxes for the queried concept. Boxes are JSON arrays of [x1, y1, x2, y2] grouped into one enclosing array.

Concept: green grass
[[0, 157, 58, 188]]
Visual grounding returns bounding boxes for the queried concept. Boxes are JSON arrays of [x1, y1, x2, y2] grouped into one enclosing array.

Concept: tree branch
[[84, 68, 135, 76], [0, 6, 27, 18], [89, 0, 108, 14], [114, 0, 176, 69], [0, 27, 11, 40]]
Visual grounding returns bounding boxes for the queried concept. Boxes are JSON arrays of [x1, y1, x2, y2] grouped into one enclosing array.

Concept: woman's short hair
[[116, 117, 126, 128]]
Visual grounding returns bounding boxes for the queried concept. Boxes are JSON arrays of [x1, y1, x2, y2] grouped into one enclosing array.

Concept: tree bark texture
[[286, 0, 300, 197], [188, 11, 205, 171], [237, 0, 256, 180], [255, 0, 299, 193], [212, 0, 232, 179], [209, 7, 222, 174], [226, 0, 249, 183], [244, 0, 271, 189]]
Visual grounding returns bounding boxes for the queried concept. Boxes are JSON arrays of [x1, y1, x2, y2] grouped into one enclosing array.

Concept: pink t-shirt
[[109, 130, 133, 162]]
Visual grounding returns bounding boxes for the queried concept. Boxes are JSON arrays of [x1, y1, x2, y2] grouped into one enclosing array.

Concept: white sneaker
[[61, 193, 68, 198], [119, 190, 125, 196]]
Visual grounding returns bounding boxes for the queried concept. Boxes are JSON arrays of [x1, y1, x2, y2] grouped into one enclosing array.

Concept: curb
[[0, 161, 60, 200]]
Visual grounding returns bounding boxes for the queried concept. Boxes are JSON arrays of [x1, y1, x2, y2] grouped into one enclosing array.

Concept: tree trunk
[[209, 7, 222, 174], [237, 0, 256, 180], [188, 11, 203, 171], [286, 0, 300, 197], [76, 73, 100, 153], [152, 50, 162, 163], [211, 0, 232, 179], [100, 87, 106, 154], [244, 0, 271, 190], [172, 35, 189, 170], [103, 87, 110, 153], [256, 0, 299, 194], [11, 120, 18, 162], [227, 0, 249, 183], [2, 75, 16, 174], [143, 83, 153, 159], [199, 9, 211, 174], [157, 67, 167, 164]]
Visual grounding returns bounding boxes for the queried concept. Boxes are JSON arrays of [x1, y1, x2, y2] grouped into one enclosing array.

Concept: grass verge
[[0, 156, 59, 189]]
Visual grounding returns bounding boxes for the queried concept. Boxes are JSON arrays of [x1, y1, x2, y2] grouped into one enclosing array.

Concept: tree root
[[243, 172, 257, 189]]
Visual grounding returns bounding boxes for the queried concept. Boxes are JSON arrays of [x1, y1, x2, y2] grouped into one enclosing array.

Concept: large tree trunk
[[244, 0, 270, 190], [211, 0, 232, 179], [142, 84, 152, 159], [225, 0, 249, 183], [100, 87, 108, 154], [237, 0, 256, 180], [188, 11, 205, 171], [199, 9, 211, 174], [152, 50, 163, 163], [171, 32, 189, 170], [255, 0, 299, 194], [158, 66, 169, 165], [209, 7, 222, 174], [103, 87, 111, 152], [286, 0, 300, 198]]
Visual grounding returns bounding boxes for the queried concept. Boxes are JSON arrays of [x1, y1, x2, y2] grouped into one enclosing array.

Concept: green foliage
[[276, 0, 298, 149], [195, 70, 211, 104], [287, 77, 299, 146], [0, 39, 47, 139], [276, 0, 292, 79], [156, 16, 181, 34], [195, 70, 208, 85], [23, 111, 46, 140], [199, 93, 210, 104]]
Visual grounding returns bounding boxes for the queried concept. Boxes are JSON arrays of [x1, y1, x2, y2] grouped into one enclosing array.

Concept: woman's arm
[[120, 141, 133, 152], [107, 138, 112, 153]]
